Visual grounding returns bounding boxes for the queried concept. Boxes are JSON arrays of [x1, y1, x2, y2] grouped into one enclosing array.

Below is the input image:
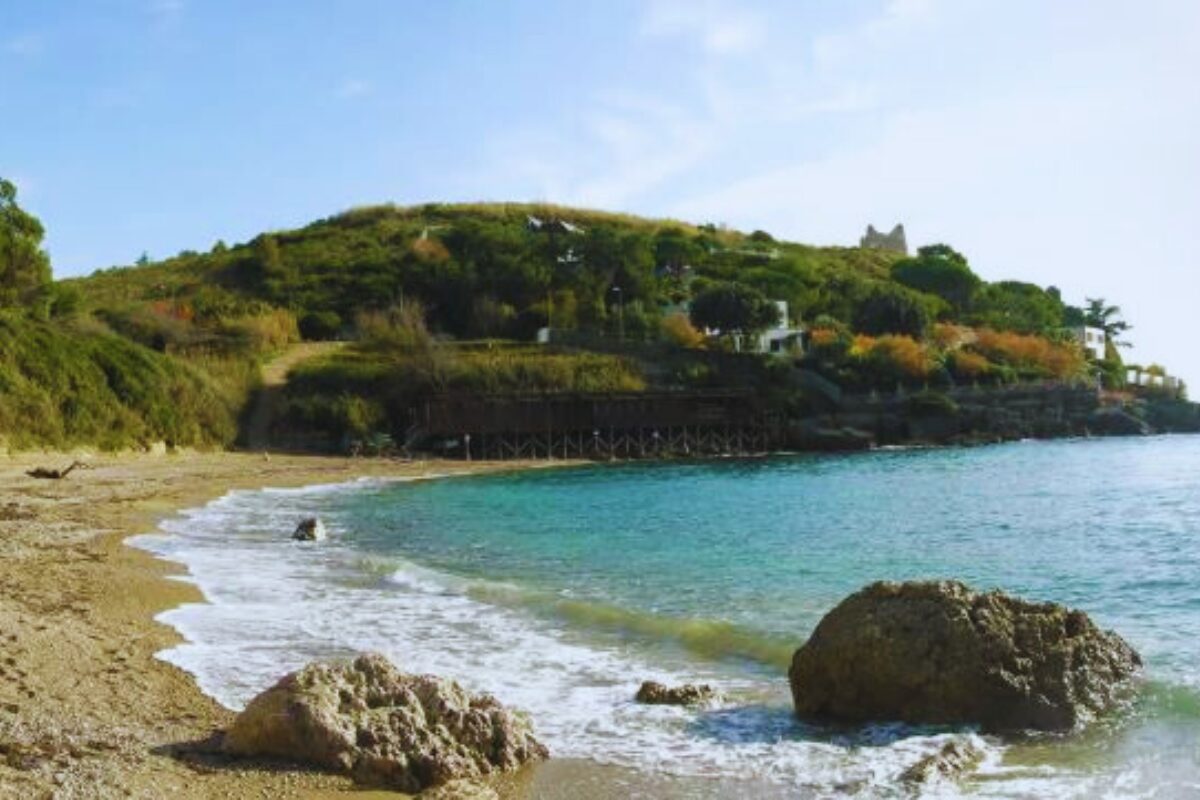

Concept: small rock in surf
[[635, 680, 721, 707], [292, 517, 327, 541]]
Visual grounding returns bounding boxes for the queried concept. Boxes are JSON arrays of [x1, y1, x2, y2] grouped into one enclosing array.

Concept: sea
[[132, 436, 1200, 798]]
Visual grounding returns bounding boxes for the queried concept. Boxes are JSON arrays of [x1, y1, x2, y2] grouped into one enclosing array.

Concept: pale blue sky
[[3, 1, 1198, 384]]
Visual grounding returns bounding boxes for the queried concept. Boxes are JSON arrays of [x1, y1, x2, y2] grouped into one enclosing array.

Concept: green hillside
[[0, 313, 250, 450], [70, 201, 911, 343], [2, 186, 1162, 451]]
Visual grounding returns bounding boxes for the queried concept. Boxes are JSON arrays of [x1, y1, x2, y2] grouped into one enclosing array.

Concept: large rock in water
[[223, 653, 548, 791], [788, 581, 1142, 732]]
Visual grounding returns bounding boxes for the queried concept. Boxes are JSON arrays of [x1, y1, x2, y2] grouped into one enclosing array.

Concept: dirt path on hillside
[[243, 342, 347, 450]]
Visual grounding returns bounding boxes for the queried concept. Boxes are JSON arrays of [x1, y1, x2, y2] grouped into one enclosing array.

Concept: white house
[[1073, 326, 1106, 360], [1127, 367, 1180, 392], [757, 301, 805, 356]]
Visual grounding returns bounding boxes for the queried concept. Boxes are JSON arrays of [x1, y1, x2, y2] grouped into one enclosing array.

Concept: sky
[[3, 0, 1199, 385]]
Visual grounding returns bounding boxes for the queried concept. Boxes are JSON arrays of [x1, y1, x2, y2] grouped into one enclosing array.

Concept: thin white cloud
[[812, 0, 939, 71], [640, 0, 766, 56], [570, 98, 719, 208], [474, 91, 721, 211]]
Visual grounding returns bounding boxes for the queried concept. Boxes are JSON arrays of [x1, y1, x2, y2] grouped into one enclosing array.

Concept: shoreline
[[0, 451, 583, 798], [7, 443, 1190, 797]]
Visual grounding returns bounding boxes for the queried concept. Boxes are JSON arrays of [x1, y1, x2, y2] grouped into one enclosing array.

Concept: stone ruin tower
[[860, 223, 908, 255]]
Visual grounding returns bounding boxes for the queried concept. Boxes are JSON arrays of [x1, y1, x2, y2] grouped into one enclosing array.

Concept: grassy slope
[[0, 313, 249, 450]]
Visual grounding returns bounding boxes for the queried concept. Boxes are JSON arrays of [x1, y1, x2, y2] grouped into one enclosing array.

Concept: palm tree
[[1083, 297, 1132, 348]]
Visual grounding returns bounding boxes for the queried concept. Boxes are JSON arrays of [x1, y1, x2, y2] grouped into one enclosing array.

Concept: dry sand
[[0, 451, 577, 799]]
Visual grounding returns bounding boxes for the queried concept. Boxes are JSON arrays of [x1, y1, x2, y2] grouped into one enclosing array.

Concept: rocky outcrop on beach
[[635, 681, 720, 707], [786, 422, 875, 452], [223, 653, 548, 792], [1088, 408, 1151, 437], [899, 739, 986, 785], [292, 517, 326, 541], [788, 581, 1142, 732]]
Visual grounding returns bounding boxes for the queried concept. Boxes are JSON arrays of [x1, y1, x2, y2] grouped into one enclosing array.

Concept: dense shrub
[[659, 313, 705, 348], [972, 328, 1085, 380], [852, 283, 940, 337], [807, 326, 850, 362], [220, 309, 299, 352], [299, 310, 343, 340], [861, 334, 934, 381], [947, 349, 991, 380]]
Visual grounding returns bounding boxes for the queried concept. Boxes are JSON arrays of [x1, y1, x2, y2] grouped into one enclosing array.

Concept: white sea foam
[[132, 482, 1136, 797]]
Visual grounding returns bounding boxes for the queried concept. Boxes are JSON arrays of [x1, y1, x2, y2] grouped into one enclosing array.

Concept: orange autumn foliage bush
[[949, 349, 991, 378], [870, 334, 934, 378], [807, 326, 851, 361], [849, 334, 876, 358], [808, 328, 840, 348], [659, 313, 705, 348], [932, 323, 974, 349], [850, 334, 933, 380], [972, 328, 1084, 379]]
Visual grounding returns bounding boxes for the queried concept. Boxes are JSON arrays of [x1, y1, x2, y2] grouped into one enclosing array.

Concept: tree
[[654, 227, 702, 274], [256, 235, 283, 277], [1083, 297, 1132, 347], [971, 281, 1065, 334], [0, 178, 52, 308], [890, 243, 981, 315], [580, 225, 655, 307], [853, 283, 937, 337], [689, 283, 780, 336]]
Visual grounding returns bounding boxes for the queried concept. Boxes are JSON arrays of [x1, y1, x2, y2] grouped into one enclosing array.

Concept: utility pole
[[612, 286, 624, 343]]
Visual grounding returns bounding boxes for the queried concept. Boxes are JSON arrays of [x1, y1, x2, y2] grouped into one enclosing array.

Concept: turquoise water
[[340, 439, 1200, 684], [139, 436, 1200, 797]]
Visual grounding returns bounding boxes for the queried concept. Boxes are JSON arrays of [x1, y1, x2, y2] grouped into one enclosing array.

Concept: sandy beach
[[0, 451, 568, 799]]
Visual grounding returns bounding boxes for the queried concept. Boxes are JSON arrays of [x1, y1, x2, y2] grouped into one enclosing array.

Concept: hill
[[69, 202, 909, 344], [3, 190, 1180, 452]]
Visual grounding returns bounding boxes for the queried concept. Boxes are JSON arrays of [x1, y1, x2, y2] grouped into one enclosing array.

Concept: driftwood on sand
[[25, 461, 89, 480]]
